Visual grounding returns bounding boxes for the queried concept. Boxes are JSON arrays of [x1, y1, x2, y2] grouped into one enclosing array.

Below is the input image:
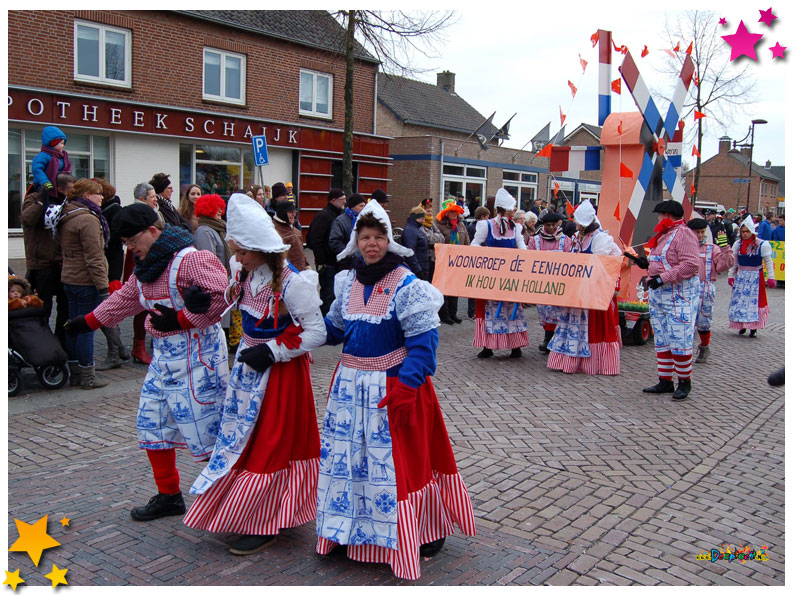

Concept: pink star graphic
[[759, 8, 777, 27], [721, 20, 765, 61], [719, 17, 727, 26], [770, 42, 786, 58]]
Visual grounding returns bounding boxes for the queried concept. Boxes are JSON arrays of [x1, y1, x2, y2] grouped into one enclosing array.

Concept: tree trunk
[[342, 10, 356, 196]]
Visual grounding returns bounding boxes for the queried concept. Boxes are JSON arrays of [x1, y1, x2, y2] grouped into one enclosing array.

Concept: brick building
[[376, 71, 550, 219], [685, 136, 781, 215], [8, 10, 390, 250]]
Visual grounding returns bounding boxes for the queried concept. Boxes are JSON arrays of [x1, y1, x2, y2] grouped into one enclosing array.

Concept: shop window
[[74, 20, 131, 87], [503, 169, 538, 212], [181, 143, 254, 197], [299, 69, 332, 118], [203, 48, 246, 105]]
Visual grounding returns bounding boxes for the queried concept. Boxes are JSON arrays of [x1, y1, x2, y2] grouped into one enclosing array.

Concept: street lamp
[[731, 119, 767, 212]]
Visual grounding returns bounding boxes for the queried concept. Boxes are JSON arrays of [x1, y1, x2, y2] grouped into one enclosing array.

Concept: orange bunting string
[[691, 145, 701, 157], [617, 120, 624, 135], [579, 54, 588, 73], [559, 106, 566, 127], [685, 42, 693, 55], [611, 78, 621, 94], [614, 201, 621, 222], [554, 181, 560, 191], [566, 200, 574, 216], [694, 110, 706, 120], [568, 80, 578, 97], [694, 75, 700, 86], [641, 45, 649, 57], [620, 162, 633, 178], [673, 42, 680, 52], [690, 183, 696, 195], [590, 31, 599, 47]]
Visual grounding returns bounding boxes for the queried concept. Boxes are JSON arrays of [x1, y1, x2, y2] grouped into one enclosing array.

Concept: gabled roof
[[178, 10, 377, 63], [377, 74, 498, 137], [563, 123, 602, 144], [727, 152, 781, 182], [768, 166, 785, 195]]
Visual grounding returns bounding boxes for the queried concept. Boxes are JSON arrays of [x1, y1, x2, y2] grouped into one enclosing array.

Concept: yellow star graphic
[[8, 515, 61, 567], [59, 517, 70, 528], [3, 569, 25, 591], [44, 564, 68, 588]]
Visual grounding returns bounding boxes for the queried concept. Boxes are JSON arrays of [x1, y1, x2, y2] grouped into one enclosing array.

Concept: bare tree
[[332, 10, 456, 194], [655, 10, 757, 198]]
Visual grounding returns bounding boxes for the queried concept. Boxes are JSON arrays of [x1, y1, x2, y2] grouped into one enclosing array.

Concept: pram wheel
[[9, 368, 22, 397], [36, 364, 69, 390]]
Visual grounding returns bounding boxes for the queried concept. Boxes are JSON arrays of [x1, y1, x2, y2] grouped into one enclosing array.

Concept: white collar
[[249, 264, 273, 297]]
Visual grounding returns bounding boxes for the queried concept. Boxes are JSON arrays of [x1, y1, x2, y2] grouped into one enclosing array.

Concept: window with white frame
[[503, 170, 538, 212], [299, 69, 332, 118], [74, 20, 131, 87], [203, 48, 246, 105]]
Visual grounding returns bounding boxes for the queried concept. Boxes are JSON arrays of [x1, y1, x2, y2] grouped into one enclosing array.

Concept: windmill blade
[[619, 50, 665, 139], [619, 151, 658, 245], [662, 54, 695, 141]]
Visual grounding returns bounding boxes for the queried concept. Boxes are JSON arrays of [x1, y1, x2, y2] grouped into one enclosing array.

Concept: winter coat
[[436, 217, 470, 246], [157, 196, 192, 231], [57, 200, 109, 291], [31, 126, 69, 188], [273, 217, 309, 270], [306, 203, 344, 266], [329, 211, 356, 269], [21, 189, 62, 270], [401, 218, 429, 276], [101, 196, 124, 282]]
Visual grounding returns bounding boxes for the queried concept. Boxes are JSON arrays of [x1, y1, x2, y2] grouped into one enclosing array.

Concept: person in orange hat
[[435, 198, 469, 323]]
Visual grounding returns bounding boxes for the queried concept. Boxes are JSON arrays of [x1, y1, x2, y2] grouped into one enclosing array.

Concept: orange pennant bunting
[[690, 183, 696, 195], [685, 41, 693, 55], [620, 162, 633, 178], [554, 181, 560, 191], [537, 143, 552, 158], [568, 80, 578, 97], [693, 75, 700, 86], [694, 110, 706, 120], [641, 45, 649, 57], [566, 200, 574, 216], [611, 78, 621, 94], [691, 145, 701, 157], [579, 54, 588, 73], [590, 31, 599, 47], [617, 120, 624, 135], [673, 42, 680, 52], [613, 201, 621, 222], [559, 106, 566, 127]]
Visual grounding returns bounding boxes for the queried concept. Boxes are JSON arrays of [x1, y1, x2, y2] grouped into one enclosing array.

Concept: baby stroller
[[8, 306, 69, 396]]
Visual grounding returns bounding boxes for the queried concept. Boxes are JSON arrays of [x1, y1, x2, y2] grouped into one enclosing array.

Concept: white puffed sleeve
[[266, 269, 326, 363], [515, 223, 527, 249], [393, 276, 444, 337], [591, 231, 622, 256], [471, 219, 489, 246], [760, 241, 774, 280]]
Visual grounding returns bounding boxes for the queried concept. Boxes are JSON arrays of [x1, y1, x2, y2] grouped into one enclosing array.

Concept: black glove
[[647, 275, 664, 290], [237, 343, 276, 374], [183, 285, 212, 314], [149, 303, 183, 332], [624, 251, 649, 269], [64, 315, 91, 335]]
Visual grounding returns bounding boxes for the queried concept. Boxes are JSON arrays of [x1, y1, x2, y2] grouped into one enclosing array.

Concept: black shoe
[[228, 534, 276, 555], [440, 316, 455, 325], [739, 328, 747, 335], [477, 348, 494, 359], [768, 367, 785, 386], [130, 492, 186, 521], [749, 329, 757, 338], [672, 379, 692, 401], [538, 330, 554, 353], [642, 379, 675, 394], [419, 537, 446, 558], [451, 316, 463, 324], [509, 348, 522, 359]]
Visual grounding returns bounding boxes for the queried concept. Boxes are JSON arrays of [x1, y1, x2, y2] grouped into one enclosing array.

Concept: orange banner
[[432, 244, 623, 310]]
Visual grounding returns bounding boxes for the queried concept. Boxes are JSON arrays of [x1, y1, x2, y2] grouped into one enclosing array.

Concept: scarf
[[539, 227, 562, 243], [197, 215, 232, 272], [345, 207, 360, 227], [134, 224, 195, 283], [423, 213, 434, 228], [740, 236, 757, 255], [353, 251, 404, 286], [646, 218, 684, 249], [41, 145, 71, 196], [72, 197, 110, 244], [497, 214, 516, 235], [446, 217, 459, 245]]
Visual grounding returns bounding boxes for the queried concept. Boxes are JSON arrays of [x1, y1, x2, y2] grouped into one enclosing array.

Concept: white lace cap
[[574, 200, 596, 226], [225, 193, 289, 253], [740, 214, 756, 235], [337, 199, 414, 260], [495, 188, 516, 211]]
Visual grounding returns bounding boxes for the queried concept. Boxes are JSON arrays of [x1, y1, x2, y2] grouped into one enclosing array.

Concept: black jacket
[[400, 218, 429, 276], [157, 196, 192, 231], [101, 196, 124, 282], [307, 203, 343, 266]]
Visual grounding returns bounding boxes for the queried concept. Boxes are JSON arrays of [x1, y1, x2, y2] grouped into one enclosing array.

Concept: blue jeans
[[64, 284, 102, 367]]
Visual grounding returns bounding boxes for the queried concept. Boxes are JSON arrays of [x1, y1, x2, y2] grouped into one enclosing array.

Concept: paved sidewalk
[[7, 276, 784, 585]]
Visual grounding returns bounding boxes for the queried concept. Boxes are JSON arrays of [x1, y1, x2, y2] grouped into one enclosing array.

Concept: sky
[[385, 1, 788, 168]]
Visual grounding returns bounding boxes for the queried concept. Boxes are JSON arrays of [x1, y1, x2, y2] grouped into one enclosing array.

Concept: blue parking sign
[[252, 135, 269, 166]]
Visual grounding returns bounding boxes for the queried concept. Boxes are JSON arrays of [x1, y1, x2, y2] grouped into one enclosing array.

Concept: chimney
[[740, 147, 751, 157], [765, 160, 772, 169], [437, 71, 455, 94], [718, 136, 731, 154]]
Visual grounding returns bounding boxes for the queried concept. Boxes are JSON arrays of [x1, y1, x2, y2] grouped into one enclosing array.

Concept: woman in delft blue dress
[[728, 215, 776, 337], [470, 188, 529, 359], [184, 194, 325, 555], [316, 200, 476, 581]]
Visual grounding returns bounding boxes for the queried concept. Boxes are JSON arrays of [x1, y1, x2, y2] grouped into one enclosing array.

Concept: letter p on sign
[[252, 135, 269, 166]]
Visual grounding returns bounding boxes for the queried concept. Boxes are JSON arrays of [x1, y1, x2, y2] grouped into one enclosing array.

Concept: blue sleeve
[[324, 317, 345, 345], [397, 328, 438, 388], [31, 152, 51, 187]]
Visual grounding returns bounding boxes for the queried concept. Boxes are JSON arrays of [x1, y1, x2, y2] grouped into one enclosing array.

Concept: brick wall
[[8, 10, 377, 134]]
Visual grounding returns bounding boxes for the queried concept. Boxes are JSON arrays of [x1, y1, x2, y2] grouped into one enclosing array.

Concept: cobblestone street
[[7, 273, 785, 586]]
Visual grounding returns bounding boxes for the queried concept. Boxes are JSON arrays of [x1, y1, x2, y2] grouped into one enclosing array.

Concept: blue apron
[[696, 245, 716, 332]]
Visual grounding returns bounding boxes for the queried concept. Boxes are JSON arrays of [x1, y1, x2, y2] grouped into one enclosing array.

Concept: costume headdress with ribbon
[[225, 193, 289, 253], [337, 198, 414, 261]]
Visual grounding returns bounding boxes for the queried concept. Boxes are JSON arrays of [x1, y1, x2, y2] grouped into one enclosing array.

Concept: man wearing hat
[[686, 218, 734, 363], [272, 199, 309, 270], [306, 188, 346, 314], [329, 193, 367, 270], [635, 200, 700, 400], [371, 188, 389, 208], [527, 211, 572, 353], [65, 202, 230, 521]]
